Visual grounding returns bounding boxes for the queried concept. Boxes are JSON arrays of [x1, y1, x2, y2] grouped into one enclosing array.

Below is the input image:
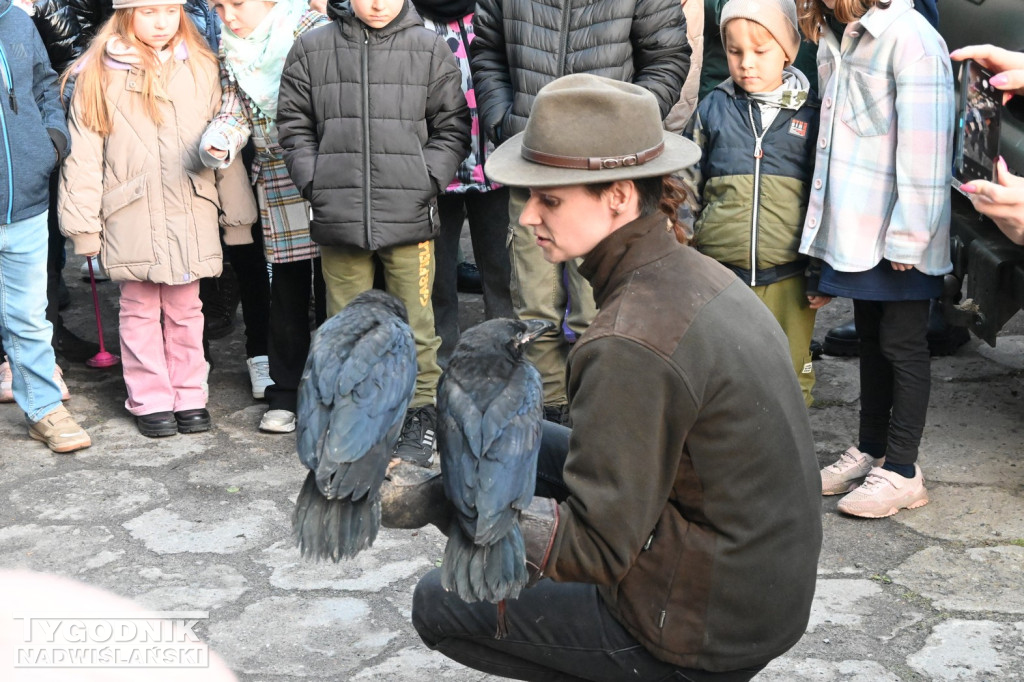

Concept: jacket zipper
[[362, 28, 372, 248], [746, 102, 769, 287], [0, 28, 15, 224], [457, 18, 489, 187], [557, 0, 570, 77]]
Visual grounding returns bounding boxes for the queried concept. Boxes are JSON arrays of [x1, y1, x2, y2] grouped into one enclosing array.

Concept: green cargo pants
[[752, 275, 817, 407], [319, 241, 441, 408]]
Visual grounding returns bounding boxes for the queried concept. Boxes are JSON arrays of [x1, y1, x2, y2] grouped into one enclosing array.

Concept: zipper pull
[[753, 138, 763, 159], [8, 88, 16, 114], [364, 28, 369, 44]]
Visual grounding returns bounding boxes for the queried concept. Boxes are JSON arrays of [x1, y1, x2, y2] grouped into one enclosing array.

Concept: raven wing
[[439, 363, 543, 546]]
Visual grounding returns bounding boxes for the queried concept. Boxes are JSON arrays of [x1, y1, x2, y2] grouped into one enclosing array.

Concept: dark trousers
[[854, 298, 931, 466], [433, 188, 513, 363], [264, 258, 325, 413], [223, 223, 270, 359], [411, 423, 765, 682]]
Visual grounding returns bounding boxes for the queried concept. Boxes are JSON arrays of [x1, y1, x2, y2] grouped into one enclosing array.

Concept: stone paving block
[[350, 646, 499, 681], [907, 619, 1024, 680], [207, 595, 392, 677], [75, 418, 213, 467], [759, 657, 901, 681], [123, 500, 287, 554], [890, 545, 1024, 614], [894, 484, 1024, 542], [806, 579, 884, 633], [0, 524, 116, 575], [187, 457, 304, 494], [260, 537, 436, 592], [7, 470, 168, 522], [974, 335, 1024, 370]]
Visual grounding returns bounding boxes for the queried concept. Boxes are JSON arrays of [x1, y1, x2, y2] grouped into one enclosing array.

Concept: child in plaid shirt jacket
[[201, 0, 330, 435], [798, 0, 954, 518]]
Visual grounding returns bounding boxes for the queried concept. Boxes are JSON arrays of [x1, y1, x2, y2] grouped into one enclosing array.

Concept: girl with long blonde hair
[[57, 0, 257, 438]]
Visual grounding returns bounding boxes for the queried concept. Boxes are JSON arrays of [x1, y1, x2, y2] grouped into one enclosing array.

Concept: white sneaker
[[80, 256, 109, 281], [259, 409, 296, 433], [0, 359, 12, 403], [247, 355, 272, 400]]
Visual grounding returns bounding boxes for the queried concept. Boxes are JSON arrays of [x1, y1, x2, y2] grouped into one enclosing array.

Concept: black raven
[[437, 318, 554, 634], [292, 290, 418, 562]]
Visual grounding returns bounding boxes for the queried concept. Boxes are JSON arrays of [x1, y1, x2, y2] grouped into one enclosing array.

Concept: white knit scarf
[[219, 0, 304, 125]]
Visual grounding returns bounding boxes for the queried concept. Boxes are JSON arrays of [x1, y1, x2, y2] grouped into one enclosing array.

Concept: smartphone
[[953, 59, 1002, 191]]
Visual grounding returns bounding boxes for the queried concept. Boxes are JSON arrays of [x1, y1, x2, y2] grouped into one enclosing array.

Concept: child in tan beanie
[[682, 0, 827, 407]]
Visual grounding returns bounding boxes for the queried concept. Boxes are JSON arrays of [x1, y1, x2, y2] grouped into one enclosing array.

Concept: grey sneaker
[[393, 405, 437, 467], [821, 446, 884, 496]]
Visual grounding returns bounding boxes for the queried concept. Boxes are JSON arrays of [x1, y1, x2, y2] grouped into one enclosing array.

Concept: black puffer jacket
[[31, 0, 83, 73], [470, 0, 690, 143], [277, 0, 469, 250]]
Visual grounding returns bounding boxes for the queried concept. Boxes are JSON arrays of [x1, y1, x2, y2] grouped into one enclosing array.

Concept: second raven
[[292, 290, 418, 562], [437, 318, 554, 631]]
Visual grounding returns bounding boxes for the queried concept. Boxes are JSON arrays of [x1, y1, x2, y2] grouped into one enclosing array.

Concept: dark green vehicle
[[939, 0, 1024, 345]]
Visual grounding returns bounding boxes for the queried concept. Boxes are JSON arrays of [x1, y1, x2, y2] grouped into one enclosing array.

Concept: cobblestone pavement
[[1, 257, 1023, 681]]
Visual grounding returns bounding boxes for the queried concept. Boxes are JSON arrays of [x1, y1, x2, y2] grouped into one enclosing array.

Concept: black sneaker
[[543, 403, 570, 427], [393, 405, 437, 467]]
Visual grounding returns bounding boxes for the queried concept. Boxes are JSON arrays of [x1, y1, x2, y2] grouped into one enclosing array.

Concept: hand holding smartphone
[[954, 59, 1002, 193]]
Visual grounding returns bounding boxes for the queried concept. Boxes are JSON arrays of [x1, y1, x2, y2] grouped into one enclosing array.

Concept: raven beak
[[518, 319, 557, 347]]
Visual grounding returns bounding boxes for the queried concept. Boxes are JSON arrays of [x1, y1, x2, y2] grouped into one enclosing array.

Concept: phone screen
[[954, 60, 1002, 190]]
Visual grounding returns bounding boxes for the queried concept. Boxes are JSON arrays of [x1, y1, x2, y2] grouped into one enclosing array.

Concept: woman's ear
[[607, 180, 637, 217]]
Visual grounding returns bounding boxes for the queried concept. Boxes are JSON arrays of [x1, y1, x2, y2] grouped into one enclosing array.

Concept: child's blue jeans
[[0, 211, 63, 421]]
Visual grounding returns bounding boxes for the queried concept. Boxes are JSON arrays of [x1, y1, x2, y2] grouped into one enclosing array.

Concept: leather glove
[[380, 462, 454, 534], [521, 496, 559, 587]]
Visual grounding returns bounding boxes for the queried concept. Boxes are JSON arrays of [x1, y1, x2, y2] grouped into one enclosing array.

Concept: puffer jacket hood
[[277, 0, 470, 250]]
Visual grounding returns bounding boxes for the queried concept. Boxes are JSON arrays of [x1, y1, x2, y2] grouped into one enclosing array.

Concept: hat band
[[521, 141, 665, 171]]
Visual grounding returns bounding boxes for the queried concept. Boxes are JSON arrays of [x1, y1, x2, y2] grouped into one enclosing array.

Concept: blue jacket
[[686, 74, 820, 287], [0, 0, 70, 225]]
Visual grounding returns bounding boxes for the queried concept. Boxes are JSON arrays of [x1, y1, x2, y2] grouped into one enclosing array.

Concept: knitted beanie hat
[[112, 0, 186, 9], [720, 0, 801, 65]]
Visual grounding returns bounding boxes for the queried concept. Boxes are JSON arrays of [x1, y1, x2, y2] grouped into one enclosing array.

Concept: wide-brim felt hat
[[485, 74, 701, 188]]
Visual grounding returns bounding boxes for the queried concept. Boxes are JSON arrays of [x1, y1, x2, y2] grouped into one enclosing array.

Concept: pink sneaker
[[0, 359, 12, 403], [821, 446, 884, 495], [837, 465, 929, 518], [54, 365, 71, 402], [0, 359, 70, 403]]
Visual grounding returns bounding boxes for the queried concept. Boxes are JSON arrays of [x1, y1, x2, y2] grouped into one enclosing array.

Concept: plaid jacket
[[206, 10, 329, 264], [799, 0, 953, 276]]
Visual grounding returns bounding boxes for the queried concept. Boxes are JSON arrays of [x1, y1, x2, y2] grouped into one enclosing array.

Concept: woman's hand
[[890, 261, 915, 271], [806, 295, 832, 310], [950, 45, 1024, 105], [960, 157, 1024, 245]]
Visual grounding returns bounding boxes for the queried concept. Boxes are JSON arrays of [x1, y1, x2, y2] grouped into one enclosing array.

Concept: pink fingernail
[[990, 73, 1008, 87], [959, 183, 976, 193]]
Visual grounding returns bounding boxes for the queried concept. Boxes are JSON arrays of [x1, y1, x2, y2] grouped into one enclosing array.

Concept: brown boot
[[380, 462, 452, 531]]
